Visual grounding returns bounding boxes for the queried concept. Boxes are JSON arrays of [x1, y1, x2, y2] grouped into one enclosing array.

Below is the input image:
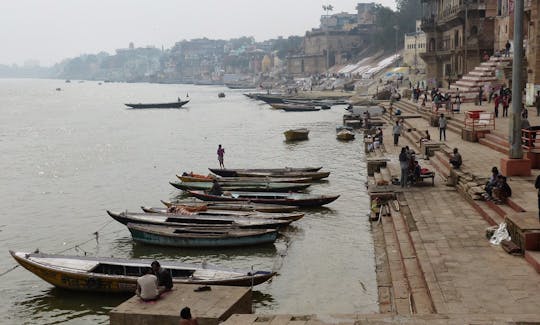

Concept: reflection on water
[[0, 80, 377, 323]]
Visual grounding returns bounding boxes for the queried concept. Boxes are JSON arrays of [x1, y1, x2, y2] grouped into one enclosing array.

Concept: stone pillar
[[502, 0, 532, 176]]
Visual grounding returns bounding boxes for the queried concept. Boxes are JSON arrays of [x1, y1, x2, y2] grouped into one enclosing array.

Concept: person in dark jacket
[[492, 175, 512, 204], [151, 261, 173, 293], [535, 175, 540, 220]]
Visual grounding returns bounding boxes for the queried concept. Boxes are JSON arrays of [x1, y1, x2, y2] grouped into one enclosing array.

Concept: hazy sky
[[1, 1, 396, 66]]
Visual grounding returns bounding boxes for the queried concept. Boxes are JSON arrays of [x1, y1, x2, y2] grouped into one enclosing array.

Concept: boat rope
[[0, 265, 19, 277], [0, 220, 121, 278]]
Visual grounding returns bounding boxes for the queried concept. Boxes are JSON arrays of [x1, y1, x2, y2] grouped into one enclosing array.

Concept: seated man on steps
[[492, 175, 512, 204], [449, 148, 462, 169]]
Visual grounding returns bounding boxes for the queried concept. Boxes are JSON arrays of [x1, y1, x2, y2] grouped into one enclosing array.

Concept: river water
[[0, 79, 376, 324]]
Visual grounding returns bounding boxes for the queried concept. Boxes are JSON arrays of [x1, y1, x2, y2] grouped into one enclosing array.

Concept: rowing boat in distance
[[124, 99, 189, 109], [140, 206, 305, 222], [107, 210, 292, 229], [284, 128, 309, 141], [127, 223, 279, 248], [209, 167, 322, 177], [10, 251, 275, 292], [169, 181, 310, 192], [187, 190, 340, 207], [160, 200, 298, 213], [177, 174, 312, 183]]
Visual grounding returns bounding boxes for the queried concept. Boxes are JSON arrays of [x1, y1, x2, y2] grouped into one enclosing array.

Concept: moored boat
[[209, 167, 323, 177], [160, 200, 298, 213], [283, 128, 309, 141], [233, 171, 331, 180], [273, 103, 320, 112], [125, 100, 189, 109], [127, 223, 279, 248], [106, 210, 292, 229], [177, 174, 312, 183], [187, 190, 340, 207], [140, 206, 305, 222], [9, 250, 275, 292], [336, 129, 355, 141], [169, 181, 310, 192]]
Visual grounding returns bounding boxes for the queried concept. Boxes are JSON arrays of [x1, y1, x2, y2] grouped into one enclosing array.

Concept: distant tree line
[[370, 0, 422, 51]]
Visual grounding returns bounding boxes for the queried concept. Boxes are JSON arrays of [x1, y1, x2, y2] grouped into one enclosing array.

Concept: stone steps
[[478, 133, 508, 155]]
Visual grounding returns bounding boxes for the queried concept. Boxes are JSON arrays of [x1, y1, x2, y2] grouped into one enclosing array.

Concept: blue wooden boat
[[127, 223, 278, 248]]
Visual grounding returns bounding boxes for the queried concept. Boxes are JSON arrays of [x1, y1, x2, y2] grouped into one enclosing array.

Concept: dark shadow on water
[[252, 290, 276, 309], [14, 287, 130, 322], [121, 240, 278, 262]]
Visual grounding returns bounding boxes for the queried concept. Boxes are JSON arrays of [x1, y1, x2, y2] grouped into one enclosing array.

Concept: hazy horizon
[[1, 0, 395, 67]]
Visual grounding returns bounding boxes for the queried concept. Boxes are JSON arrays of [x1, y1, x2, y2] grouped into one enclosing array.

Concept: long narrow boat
[[142, 206, 304, 221], [127, 223, 278, 248], [10, 251, 275, 292], [187, 190, 339, 207], [233, 171, 331, 181], [177, 174, 312, 183], [107, 211, 292, 229], [160, 200, 298, 213], [124, 100, 189, 109], [169, 181, 310, 192], [209, 167, 323, 177], [281, 106, 320, 112]]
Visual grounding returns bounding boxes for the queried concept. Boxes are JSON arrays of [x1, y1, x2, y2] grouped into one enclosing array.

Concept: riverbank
[[226, 98, 540, 323]]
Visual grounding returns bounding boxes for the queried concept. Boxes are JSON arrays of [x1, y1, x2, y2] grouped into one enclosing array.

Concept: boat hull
[[128, 224, 278, 248], [284, 129, 309, 141], [209, 167, 323, 177], [187, 191, 339, 207], [169, 181, 310, 192], [125, 100, 189, 109], [10, 251, 275, 292]]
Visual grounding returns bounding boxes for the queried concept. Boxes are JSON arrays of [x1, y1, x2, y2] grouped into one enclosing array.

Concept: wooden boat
[[336, 125, 354, 132], [141, 206, 305, 222], [280, 105, 320, 112], [218, 92, 226, 98], [107, 211, 292, 229], [284, 128, 309, 141], [187, 190, 340, 207], [127, 223, 279, 248], [233, 171, 331, 181], [255, 94, 288, 104], [225, 82, 256, 89], [124, 100, 189, 109], [169, 181, 310, 192], [10, 251, 275, 292], [160, 200, 298, 213], [337, 130, 355, 141], [209, 167, 322, 177], [177, 174, 312, 183]]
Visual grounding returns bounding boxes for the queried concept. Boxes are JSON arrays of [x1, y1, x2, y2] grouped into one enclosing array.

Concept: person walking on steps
[[505, 40, 511, 57], [392, 120, 402, 146], [217, 144, 225, 169], [439, 113, 447, 141]]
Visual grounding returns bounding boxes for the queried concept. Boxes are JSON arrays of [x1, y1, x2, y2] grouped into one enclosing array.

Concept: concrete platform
[[110, 284, 252, 325]]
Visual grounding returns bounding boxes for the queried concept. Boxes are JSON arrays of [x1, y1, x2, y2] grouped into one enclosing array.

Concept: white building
[[403, 20, 426, 72]]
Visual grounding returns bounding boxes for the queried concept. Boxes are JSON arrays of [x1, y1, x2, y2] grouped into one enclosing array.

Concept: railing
[[521, 127, 540, 150], [463, 111, 495, 131]]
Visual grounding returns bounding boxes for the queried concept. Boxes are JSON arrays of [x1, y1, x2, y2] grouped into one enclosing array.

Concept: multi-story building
[[420, 0, 497, 87], [403, 20, 427, 71], [287, 2, 376, 76]]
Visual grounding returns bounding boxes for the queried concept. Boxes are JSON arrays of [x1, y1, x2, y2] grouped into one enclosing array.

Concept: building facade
[[403, 20, 427, 71], [287, 2, 376, 76], [420, 0, 497, 87]]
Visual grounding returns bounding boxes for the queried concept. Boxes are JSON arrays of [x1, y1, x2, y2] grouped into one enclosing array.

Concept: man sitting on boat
[[151, 261, 173, 293], [208, 179, 223, 196], [136, 268, 160, 301]]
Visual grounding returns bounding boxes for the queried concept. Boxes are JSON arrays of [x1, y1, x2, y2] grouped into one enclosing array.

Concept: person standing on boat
[[217, 144, 225, 168], [151, 261, 173, 294], [136, 268, 160, 301]]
